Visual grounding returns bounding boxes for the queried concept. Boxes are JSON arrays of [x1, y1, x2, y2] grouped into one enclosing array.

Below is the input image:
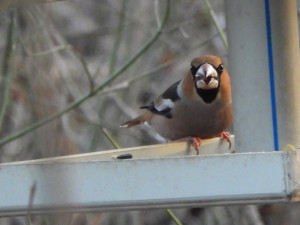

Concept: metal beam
[[0, 137, 300, 216]]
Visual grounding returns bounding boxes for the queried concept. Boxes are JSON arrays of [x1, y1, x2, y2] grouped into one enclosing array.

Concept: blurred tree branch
[[99, 32, 221, 95], [109, 0, 128, 75], [0, 0, 171, 148], [204, 0, 228, 49], [0, 0, 63, 11], [165, 209, 183, 225], [18, 42, 95, 93], [0, 10, 17, 130], [102, 128, 121, 149]]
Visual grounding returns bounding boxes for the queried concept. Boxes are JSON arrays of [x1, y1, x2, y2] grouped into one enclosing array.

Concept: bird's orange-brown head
[[187, 55, 228, 103]]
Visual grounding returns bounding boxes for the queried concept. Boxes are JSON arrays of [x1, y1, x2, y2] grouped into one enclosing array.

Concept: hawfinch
[[122, 55, 232, 153]]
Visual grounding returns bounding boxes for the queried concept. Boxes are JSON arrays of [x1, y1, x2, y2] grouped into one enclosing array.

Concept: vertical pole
[[225, 0, 300, 152], [268, 0, 300, 150]]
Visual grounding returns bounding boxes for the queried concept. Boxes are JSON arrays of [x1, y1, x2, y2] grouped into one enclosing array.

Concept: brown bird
[[122, 55, 232, 154]]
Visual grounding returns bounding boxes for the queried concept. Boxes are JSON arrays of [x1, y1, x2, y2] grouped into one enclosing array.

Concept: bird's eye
[[216, 64, 224, 74], [190, 65, 197, 76]]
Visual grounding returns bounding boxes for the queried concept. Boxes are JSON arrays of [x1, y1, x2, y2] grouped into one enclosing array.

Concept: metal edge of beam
[[0, 148, 299, 216], [2, 136, 235, 165], [290, 150, 300, 201], [0, 194, 292, 217]]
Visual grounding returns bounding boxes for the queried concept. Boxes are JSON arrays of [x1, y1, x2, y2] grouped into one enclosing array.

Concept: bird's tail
[[120, 112, 152, 128]]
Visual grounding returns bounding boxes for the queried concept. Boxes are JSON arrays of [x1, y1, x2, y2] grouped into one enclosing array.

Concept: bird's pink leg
[[175, 137, 201, 155], [218, 132, 231, 149], [191, 137, 201, 155]]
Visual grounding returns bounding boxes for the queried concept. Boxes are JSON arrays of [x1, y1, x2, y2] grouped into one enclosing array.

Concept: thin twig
[[26, 181, 37, 225], [102, 128, 121, 149], [22, 44, 68, 56], [0, 10, 17, 130], [68, 45, 95, 93], [203, 0, 228, 49], [109, 0, 127, 75], [154, 0, 161, 28], [0, 0, 171, 147], [165, 209, 184, 225], [0, 0, 64, 11]]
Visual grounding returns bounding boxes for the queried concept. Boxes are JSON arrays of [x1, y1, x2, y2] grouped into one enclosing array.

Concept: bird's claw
[[219, 132, 231, 149], [175, 137, 201, 155], [190, 137, 201, 155]]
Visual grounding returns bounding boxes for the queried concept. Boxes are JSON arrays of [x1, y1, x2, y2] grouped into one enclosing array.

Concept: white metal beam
[[0, 138, 300, 216]]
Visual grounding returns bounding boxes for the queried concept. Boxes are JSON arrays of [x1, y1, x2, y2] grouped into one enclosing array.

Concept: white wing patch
[[155, 99, 174, 111]]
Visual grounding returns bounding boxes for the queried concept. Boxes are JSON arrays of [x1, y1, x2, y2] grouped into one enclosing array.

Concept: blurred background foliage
[[0, 0, 228, 161], [0, 0, 300, 225]]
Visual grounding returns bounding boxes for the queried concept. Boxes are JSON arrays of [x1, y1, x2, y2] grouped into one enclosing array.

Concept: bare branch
[[109, 0, 128, 75], [0, 0, 63, 11], [20, 43, 95, 94], [0, 0, 171, 147], [99, 32, 221, 95], [0, 10, 17, 130], [204, 0, 228, 49]]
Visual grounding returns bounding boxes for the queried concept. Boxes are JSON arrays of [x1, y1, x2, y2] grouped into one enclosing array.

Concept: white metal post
[[268, 0, 300, 151], [225, 0, 300, 152]]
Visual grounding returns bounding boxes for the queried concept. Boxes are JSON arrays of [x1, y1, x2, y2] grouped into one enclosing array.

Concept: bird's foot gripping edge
[[175, 137, 201, 155], [218, 132, 231, 149], [190, 137, 201, 155]]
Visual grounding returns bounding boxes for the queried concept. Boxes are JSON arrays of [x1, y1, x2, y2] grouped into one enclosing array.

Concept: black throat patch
[[191, 62, 223, 103], [196, 87, 219, 103]]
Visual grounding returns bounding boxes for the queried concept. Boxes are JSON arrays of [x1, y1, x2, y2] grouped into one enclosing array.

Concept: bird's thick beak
[[194, 63, 219, 90]]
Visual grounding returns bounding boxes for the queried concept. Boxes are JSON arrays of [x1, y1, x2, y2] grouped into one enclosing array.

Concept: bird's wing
[[140, 80, 181, 119]]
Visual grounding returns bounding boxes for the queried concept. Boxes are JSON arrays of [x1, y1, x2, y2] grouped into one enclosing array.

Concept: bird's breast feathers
[[147, 81, 231, 140]]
